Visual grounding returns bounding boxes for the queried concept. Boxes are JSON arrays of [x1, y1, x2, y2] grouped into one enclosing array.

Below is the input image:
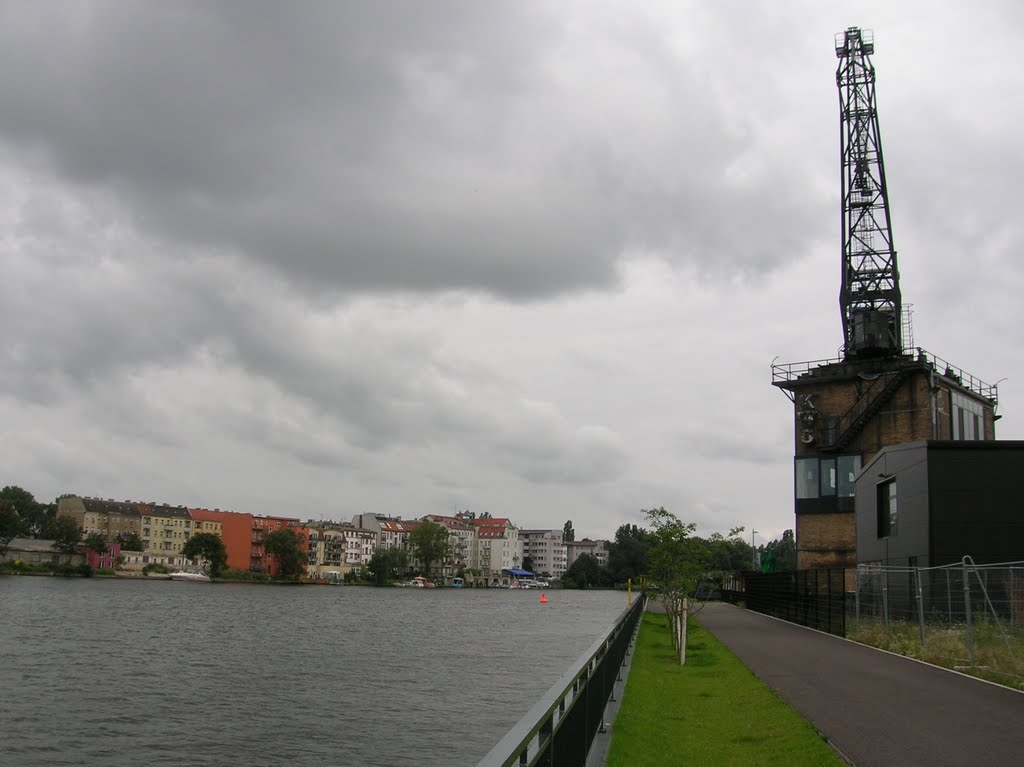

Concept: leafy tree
[[703, 527, 754, 573], [562, 553, 607, 589], [521, 555, 534, 573], [408, 520, 451, 577], [117, 531, 145, 551], [51, 515, 82, 555], [644, 507, 708, 665], [562, 520, 575, 542], [0, 486, 50, 537], [367, 547, 408, 585], [83, 533, 108, 556], [760, 529, 797, 572], [0, 500, 19, 557], [263, 528, 305, 578], [182, 532, 228, 578], [606, 523, 656, 583]]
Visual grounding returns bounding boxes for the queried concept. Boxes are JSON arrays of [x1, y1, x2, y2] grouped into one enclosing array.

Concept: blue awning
[[502, 568, 534, 577]]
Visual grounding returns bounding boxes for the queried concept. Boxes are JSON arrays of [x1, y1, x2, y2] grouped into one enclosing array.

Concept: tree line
[[561, 509, 796, 589]]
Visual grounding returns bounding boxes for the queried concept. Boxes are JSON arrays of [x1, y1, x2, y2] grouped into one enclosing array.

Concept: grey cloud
[[0, 2, 825, 301]]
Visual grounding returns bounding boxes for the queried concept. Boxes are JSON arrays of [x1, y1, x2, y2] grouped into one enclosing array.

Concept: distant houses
[[49, 496, 608, 581]]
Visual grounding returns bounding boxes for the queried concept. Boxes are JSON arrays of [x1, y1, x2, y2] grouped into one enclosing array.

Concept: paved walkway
[[696, 602, 1024, 767]]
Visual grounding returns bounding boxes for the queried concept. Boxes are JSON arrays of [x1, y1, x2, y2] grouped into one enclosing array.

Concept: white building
[[470, 517, 522, 580], [422, 514, 477, 575], [566, 539, 610, 571], [519, 529, 568, 578]]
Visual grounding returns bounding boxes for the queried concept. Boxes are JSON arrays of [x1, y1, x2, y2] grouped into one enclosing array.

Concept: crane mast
[[836, 27, 902, 359]]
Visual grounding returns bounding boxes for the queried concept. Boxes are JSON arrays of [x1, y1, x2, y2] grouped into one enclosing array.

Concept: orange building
[[251, 515, 308, 576], [188, 508, 254, 573]]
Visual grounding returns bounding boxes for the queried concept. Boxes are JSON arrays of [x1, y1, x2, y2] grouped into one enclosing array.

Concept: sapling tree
[[644, 506, 708, 665]]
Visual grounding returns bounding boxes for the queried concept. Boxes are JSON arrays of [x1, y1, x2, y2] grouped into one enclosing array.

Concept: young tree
[[182, 532, 228, 578], [408, 520, 451, 578], [644, 507, 708, 665], [263, 528, 305, 578]]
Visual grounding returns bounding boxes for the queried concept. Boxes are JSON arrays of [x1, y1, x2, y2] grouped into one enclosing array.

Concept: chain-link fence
[[849, 559, 1024, 687]]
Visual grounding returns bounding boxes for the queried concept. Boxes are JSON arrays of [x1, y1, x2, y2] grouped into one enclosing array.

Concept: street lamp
[[751, 529, 759, 570]]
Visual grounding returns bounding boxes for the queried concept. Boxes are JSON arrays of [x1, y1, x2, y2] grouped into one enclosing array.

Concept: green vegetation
[[607, 613, 844, 767], [83, 532, 108, 555], [263, 528, 306, 578], [1, 559, 91, 577], [367, 548, 408, 585], [182, 532, 228, 577], [848, 618, 1024, 688], [51, 516, 83, 554], [0, 500, 19, 557], [116, 531, 144, 551], [408, 519, 451, 577], [562, 553, 610, 589], [0, 485, 61, 538]]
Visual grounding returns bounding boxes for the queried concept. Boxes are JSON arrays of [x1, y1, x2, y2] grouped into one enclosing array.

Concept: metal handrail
[[770, 347, 998, 405], [475, 596, 645, 767]]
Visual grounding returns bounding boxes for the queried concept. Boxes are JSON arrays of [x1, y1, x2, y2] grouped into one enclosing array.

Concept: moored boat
[[169, 571, 211, 582]]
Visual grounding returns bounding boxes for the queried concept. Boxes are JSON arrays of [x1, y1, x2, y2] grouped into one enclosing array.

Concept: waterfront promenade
[[697, 602, 1024, 767]]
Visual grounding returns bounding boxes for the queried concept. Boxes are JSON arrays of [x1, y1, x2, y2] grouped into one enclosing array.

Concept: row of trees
[[561, 514, 796, 590]]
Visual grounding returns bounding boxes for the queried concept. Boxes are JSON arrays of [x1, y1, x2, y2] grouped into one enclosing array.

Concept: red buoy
[[539, 593, 548, 604]]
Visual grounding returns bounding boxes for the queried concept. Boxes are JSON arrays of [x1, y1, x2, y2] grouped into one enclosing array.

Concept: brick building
[[773, 350, 997, 569]]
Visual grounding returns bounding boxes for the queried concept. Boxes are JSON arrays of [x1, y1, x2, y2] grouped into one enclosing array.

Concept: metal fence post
[[855, 568, 861, 622], [962, 557, 974, 666], [882, 568, 889, 629], [915, 566, 925, 650]]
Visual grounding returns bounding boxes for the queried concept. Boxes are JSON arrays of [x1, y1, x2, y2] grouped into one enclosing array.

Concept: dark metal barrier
[[475, 595, 645, 767], [723, 569, 847, 636]]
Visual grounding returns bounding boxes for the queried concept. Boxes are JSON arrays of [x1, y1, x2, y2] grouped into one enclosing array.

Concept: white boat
[[169, 571, 211, 582]]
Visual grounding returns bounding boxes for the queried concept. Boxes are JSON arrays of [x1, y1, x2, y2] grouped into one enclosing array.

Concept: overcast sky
[[2, 1, 1021, 542]]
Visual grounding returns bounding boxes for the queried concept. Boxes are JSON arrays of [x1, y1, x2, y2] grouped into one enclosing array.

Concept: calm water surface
[[0, 576, 626, 766]]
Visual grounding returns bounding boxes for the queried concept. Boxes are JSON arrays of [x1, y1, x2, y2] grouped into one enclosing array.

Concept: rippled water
[[0, 576, 626, 766]]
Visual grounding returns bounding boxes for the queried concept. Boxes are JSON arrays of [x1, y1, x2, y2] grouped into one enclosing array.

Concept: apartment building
[[566, 539, 609, 570], [471, 518, 522, 578], [56, 496, 141, 541], [519, 529, 568, 578], [140, 503, 193, 558], [422, 514, 477, 574]]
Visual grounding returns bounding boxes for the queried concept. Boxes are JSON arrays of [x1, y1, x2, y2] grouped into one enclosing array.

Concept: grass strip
[[606, 612, 845, 767]]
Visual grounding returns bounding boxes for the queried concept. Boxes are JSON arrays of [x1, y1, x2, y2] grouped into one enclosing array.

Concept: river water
[[0, 577, 626, 767]]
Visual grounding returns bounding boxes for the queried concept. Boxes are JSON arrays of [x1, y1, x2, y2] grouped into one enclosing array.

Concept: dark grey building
[[855, 440, 1024, 567]]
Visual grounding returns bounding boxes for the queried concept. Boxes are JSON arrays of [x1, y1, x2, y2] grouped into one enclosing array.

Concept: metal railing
[[475, 596, 645, 767], [770, 347, 998, 405]]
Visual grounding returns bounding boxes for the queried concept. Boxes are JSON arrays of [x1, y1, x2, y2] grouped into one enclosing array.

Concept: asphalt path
[[695, 602, 1024, 767]]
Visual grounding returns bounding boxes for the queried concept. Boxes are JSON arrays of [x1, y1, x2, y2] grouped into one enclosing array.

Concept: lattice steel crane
[[835, 27, 902, 359]]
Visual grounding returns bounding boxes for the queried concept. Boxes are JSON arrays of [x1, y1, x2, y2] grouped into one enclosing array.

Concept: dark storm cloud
[[0, 1, 820, 300]]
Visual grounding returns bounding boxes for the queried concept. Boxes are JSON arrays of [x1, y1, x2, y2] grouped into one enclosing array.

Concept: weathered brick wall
[[796, 512, 856, 569]]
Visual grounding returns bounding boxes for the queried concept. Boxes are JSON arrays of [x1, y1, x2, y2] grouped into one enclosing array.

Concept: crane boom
[[836, 27, 902, 358]]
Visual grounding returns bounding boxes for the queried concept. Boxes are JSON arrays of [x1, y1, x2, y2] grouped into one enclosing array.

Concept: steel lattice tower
[[836, 28, 902, 358]]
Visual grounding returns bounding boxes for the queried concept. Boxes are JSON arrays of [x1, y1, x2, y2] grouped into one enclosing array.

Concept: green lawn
[[606, 612, 845, 767]]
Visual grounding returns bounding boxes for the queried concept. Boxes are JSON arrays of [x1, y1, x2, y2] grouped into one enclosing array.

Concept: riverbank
[[604, 611, 845, 767]]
